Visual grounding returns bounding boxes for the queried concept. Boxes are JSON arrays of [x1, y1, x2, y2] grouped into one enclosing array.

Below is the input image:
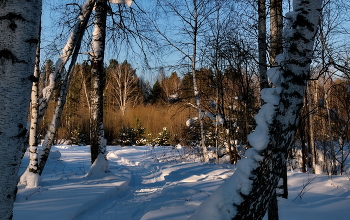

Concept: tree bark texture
[[0, 1, 42, 219], [37, 1, 95, 175], [90, 0, 107, 164], [258, 0, 269, 94], [189, 1, 322, 219], [233, 1, 322, 219], [269, 0, 283, 65], [38, 0, 96, 126], [268, 190, 279, 220], [191, 0, 208, 162], [268, 1, 283, 217], [26, 27, 41, 185]]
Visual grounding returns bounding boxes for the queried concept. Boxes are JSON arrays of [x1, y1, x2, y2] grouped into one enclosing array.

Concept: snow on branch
[[189, 0, 323, 219], [38, 0, 96, 120]]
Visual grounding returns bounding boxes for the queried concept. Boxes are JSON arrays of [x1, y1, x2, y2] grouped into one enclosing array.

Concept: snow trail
[[73, 153, 167, 220], [73, 147, 233, 220]]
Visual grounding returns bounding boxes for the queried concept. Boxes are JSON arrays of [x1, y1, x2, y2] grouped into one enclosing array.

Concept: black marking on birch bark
[[28, 75, 39, 82], [16, 124, 27, 138], [291, 32, 309, 43], [25, 38, 39, 45], [0, 13, 25, 21], [0, 49, 26, 63], [0, 13, 26, 31]]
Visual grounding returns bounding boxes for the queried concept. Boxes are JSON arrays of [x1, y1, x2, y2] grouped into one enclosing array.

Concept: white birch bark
[[19, 29, 42, 188], [0, 1, 41, 218], [190, 0, 322, 219], [308, 80, 318, 173], [36, 0, 95, 176], [37, 0, 96, 125], [89, 0, 107, 164], [192, 0, 208, 162], [108, 63, 138, 115]]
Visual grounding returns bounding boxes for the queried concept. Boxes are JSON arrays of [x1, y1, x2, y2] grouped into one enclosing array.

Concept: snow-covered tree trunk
[[0, 1, 41, 219], [268, 1, 285, 217], [190, 0, 322, 219], [35, 0, 95, 176], [89, 0, 107, 164]]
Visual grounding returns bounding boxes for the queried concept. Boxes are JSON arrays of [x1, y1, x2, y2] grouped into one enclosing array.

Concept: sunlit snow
[[13, 144, 350, 220]]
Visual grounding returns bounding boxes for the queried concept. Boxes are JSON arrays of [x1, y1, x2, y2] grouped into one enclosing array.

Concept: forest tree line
[[41, 54, 350, 172], [1, 0, 349, 219]]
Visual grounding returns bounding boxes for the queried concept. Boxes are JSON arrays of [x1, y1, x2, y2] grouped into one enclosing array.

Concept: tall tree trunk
[[258, 0, 268, 95], [190, 1, 322, 219], [0, 1, 41, 218], [269, 0, 283, 65], [324, 89, 337, 175], [234, 1, 321, 217], [300, 119, 307, 173], [307, 80, 318, 173], [191, 0, 208, 162], [89, 0, 108, 164], [19, 27, 42, 187], [36, 1, 95, 175], [269, 0, 284, 216], [38, 0, 97, 128], [20, 25, 41, 161]]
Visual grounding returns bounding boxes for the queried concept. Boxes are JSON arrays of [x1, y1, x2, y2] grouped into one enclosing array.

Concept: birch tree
[[190, 0, 322, 219], [19, 0, 96, 183], [88, 0, 134, 165], [37, 1, 96, 125], [89, 0, 108, 164], [106, 60, 140, 115], [25, 29, 42, 187], [152, 0, 221, 162], [258, 0, 268, 94], [267, 0, 283, 218], [0, 1, 41, 219]]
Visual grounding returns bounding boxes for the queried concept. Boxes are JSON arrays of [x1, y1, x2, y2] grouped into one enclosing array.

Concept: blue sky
[[39, 0, 185, 84]]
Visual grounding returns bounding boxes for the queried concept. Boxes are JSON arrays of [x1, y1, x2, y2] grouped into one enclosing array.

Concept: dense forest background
[[41, 55, 350, 174], [38, 0, 350, 173], [2, 0, 350, 219]]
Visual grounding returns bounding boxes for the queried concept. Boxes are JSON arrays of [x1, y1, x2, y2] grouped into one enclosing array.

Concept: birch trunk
[[0, 1, 41, 219], [233, 1, 321, 218], [268, 1, 285, 217], [190, 1, 322, 219], [258, 0, 268, 94], [37, 0, 96, 125], [19, 28, 42, 188], [36, 0, 95, 175], [192, 0, 208, 162], [269, 0, 283, 65], [89, 0, 107, 164], [308, 80, 318, 173]]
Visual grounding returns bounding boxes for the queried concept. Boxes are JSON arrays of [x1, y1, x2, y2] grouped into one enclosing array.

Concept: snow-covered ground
[[14, 145, 350, 220]]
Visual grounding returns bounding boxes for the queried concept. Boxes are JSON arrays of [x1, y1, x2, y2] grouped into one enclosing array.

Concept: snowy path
[[73, 147, 233, 220], [74, 160, 167, 220], [14, 145, 350, 220]]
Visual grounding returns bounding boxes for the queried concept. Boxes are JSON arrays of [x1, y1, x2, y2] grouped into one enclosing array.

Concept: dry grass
[[104, 103, 195, 142]]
